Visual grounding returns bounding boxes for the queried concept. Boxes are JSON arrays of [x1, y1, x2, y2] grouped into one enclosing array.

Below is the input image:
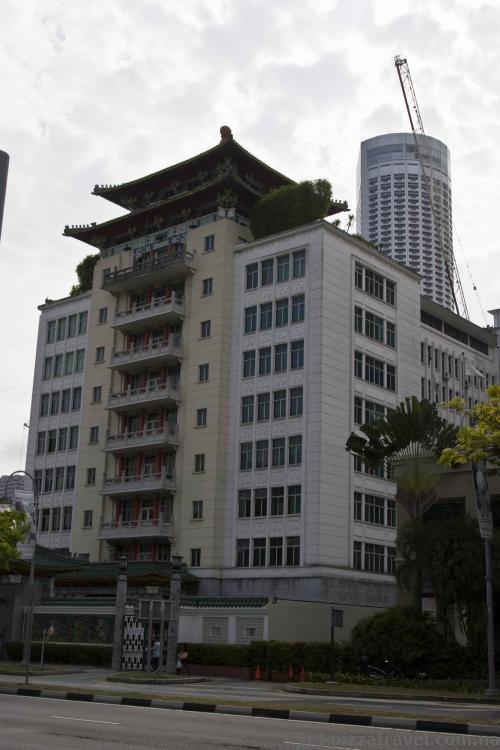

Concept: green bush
[[250, 179, 333, 240], [185, 643, 250, 667], [5, 641, 112, 667]]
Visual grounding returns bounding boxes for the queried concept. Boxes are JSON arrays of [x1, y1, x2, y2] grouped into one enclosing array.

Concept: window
[[386, 322, 396, 348], [288, 485, 301, 515], [86, 468, 96, 485], [57, 317, 66, 341], [254, 488, 267, 517], [286, 536, 300, 566], [47, 429, 57, 453], [288, 435, 302, 465], [196, 407, 207, 427], [34, 470, 43, 494], [269, 537, 283, 566], [260, 302, 273, 330], [353, 541, 362, 570], [202, 277, 213, 296], [275, 298, 289, 327], [89, 426, 99, 444], [63, 506, 72, 531], [276, 254, 289, 282], [292, 249, 305, 278], [365, 312, 384, 343], [244, 306, 257, 334], [253, 538, 266, 567], [194, 453, 205, 473], [257, 392, 270, 421], [242, 350, 256, 378], [271, 486, 284, 516], [386, 281, 396, 306], [95, 346, 105, 363], [98, 307, 108, 324], [200, 320, 211, 338], [65, 466, 76, 490], [46, 320, 56, 343], [67, 314, 77, 338], [290, 339, 304, 369], [258, 347, 272, 375], [291, 294, 305, 323], [53, 352, 64, 374], [83, 510, 93, 528], [55, 467, 65, 491], [241, 396, 254, 424], [255, 439, 269, 469], [236, 539, 250, 567], [354, 351, 363, 378], [43, 357, 53, 380], [40, 393, 49, 417], [365, 356, 384, 387], [69, 425, 79, 450], [64, 351, 74, 376], [50, 391, 60, 415], [72, 387, 82, 410], [365, 543, 385, 573], [387, 499, 396, 528], [365, 494, 385, 525], [365, 269, 384, 300], [40, 508, 50, 532], [36, 431, 46, 455], [192, 500, 204, 520], [75, 349, 85, 372], [274, 343, 288, 372], [246, 262, 258, 290], [354, 263, 363, 289], [61, 388, 71, 413], [354, 396, 363, 424], [198, 363, 209, 382], [289, 386, 303, 416], [386, 364, 396, 392], [273, 389, 287, 419], [387, 546, 396, 574], [190, 548, 201, 567], [204, 234, 215, 252], [240, 442, 253, 471], [44, 469, 53, 493], [238, 490, 251, 518], [272, 437, 285, 467], [51, 506, 61, 532], [57, 427, 67, 451], [92, 385, 102, 403], [261, 258, 274, 286]]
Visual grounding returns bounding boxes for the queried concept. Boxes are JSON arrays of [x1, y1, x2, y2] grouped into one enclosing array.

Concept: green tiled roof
[[55, 561, 196, 584], [180, 597, 268, 609], [9, 545, 85, 577], [39, 598, 116, 608]]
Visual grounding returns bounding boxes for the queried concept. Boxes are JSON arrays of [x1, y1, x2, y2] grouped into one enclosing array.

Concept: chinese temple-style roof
[[8, 545, 86, 578], [63, 126, 348, 250], [54, 560, 197, 587]]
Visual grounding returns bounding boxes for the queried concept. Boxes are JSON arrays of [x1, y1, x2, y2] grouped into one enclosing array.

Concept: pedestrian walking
[[177, 644, 190, 675], [152, 638, 161, 673]]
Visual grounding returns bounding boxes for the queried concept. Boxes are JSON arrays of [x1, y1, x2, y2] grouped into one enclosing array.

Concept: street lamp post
[[9, 470, 38, 686], [111, 555, 128, 672], [166, 553, 183, 674]]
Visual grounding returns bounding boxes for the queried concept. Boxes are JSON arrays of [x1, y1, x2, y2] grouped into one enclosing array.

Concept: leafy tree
[[69, 253, 99, 296], [250, 179, 334, 240], [0, 509, 30, 571], [439, 385, 500, 468]]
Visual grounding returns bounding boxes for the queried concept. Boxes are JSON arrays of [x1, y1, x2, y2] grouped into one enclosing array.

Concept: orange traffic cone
[[255, 664, 261, 681], [288, 665, 293, 681], [299, 664, 305, 682]]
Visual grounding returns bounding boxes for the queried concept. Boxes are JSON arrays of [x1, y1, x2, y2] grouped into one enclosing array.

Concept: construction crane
[[394, 55, 470, 320]]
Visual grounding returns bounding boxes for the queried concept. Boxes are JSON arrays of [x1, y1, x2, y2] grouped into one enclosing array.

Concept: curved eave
[[64, 173, 265, 248], [93, 138, 293, 209]]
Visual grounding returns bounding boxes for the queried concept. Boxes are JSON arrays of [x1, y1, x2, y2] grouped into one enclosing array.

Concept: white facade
[[357, 133, 453, 310], [24, 292, 91, 552]]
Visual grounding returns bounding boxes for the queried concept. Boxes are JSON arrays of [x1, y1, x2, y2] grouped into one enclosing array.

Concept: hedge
[[5, 641, 112, 667]]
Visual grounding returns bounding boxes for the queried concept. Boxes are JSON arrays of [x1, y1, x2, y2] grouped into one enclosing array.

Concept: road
[[2, 669, 500, 722], [0, 694, 499, 750]]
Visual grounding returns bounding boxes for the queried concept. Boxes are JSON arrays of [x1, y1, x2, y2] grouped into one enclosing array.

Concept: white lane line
[[50, 715, 119, 725], [283, 742, 361, 749]]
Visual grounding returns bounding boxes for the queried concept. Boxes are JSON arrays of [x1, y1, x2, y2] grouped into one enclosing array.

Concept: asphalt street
[[1, 669, 500, 722], [1, 694, 499, 750]]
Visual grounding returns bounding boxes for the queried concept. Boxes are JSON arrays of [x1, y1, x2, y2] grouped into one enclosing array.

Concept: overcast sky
[[0, 0, 499, 475]]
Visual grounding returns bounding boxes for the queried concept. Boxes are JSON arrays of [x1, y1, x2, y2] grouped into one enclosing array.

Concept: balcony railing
[[106, 380, 180, 412], [110, 336, 182, 370], [112, 294, 185, 333], [102, 470, 176, 496], [98, 514, 173, 541], [102, 246, 195, 293], [104, 425, 178, 453]]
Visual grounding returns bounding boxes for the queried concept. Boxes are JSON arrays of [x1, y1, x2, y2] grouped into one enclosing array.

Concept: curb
[[1, 685, 499, 737], [284, 685, 500, 705]]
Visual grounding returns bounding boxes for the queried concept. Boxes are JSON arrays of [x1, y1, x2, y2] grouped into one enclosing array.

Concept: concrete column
[[111, 560, 128, 672]]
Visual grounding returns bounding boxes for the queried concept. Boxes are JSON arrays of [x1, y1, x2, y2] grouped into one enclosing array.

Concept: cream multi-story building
[[25, 128, 498, 611]]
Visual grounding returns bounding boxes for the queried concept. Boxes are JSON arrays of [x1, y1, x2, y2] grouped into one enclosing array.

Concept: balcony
[[102, 470, 176, 496], [106, 381, 181, 413], [98, 514, 173, 541], [102, 246, 195, 294], [110, 336, 182, 372], [112, 294, 185, 333], [104, 425, 178, 455]]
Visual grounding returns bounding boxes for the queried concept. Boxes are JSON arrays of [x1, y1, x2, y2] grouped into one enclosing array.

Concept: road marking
[[284, 742, 361, 749], [50, 715, 119, 725]]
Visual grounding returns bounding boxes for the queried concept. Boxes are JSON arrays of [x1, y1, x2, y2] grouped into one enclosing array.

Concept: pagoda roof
[[54, 560, 197, 586], [7, 545, 86, 578]]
